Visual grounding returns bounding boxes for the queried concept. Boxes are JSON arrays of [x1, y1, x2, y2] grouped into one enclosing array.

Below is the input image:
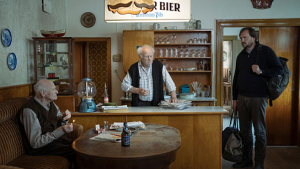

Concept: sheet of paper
[[90, 131, 122, 142]]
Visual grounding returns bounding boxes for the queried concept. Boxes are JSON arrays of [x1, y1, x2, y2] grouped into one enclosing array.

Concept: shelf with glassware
[[32, 37, 75, 95], [154, 30, 213, 99]]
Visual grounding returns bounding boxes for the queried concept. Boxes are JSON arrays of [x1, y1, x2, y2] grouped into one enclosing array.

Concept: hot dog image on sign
[[107, 0, 155, 15]]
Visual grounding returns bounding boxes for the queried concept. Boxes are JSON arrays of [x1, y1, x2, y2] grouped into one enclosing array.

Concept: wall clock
[[2, 28, 12, 47], [81, 12, 96, 28], [7, 53, 17, 70]]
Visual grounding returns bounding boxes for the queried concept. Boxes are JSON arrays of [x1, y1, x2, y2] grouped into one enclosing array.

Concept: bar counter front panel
[[71, 106, 228, 169]]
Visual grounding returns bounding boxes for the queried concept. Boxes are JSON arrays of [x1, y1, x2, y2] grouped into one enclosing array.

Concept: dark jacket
[[232, 42, 283, 100], [128, 61, 164, 106]]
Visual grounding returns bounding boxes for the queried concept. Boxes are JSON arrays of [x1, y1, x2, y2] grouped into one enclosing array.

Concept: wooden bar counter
[[71, 106, 228, 169]]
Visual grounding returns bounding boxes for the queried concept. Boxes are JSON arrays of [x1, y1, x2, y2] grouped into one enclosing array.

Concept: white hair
[[34, 80, 49, 94], [137, 44, 155, 57]]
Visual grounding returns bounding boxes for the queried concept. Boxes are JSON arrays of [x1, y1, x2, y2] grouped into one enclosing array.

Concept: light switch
[[113, 54, 121, 62]]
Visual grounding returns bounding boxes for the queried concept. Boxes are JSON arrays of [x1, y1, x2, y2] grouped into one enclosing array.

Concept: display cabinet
[[123, 30, 215, 105], [153, 30, 213, 96], [32, 37, 75, 95]]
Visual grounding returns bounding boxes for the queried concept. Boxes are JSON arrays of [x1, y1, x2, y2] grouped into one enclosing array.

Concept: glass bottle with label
[[103, 83, 109, 103], [121, 122, 130, 146]]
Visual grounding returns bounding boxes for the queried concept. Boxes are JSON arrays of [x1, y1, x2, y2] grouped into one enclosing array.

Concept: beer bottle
[[121, 122, 130, 146], [103, 83, 109, 103]]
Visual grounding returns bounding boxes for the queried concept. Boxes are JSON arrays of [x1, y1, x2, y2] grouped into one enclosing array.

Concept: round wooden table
[[72, 123, 181, 169]]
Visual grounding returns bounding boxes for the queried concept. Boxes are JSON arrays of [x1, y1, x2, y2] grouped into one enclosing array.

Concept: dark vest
[[128, 61, 164, 106], [17, 97, 60, 154]]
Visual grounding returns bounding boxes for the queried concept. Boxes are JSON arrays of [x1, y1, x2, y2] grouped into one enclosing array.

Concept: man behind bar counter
[[121, 44, 178, 106]]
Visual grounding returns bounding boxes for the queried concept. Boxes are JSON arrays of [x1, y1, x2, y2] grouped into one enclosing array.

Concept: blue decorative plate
[[7, 53, 17, 70], [2, 28, 12, 47]]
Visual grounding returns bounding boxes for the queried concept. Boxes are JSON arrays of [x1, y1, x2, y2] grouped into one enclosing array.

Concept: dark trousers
[[237, 94, 268, 166], [26, 137, 77, 168], [138, 100, 153, 106]]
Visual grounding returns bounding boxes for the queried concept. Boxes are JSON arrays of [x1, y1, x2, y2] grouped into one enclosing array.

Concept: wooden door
[[123, 30, 154, 75], [259, 27, 299, 145]]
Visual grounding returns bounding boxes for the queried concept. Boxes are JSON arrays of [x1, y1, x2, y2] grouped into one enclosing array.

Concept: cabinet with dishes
[[32, 37, 75, 95], [122, 30, 215, 106]]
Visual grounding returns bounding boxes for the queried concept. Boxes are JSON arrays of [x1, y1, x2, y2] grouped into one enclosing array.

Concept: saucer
[[2, 28, 12, 47], [7, 53, 17, 70]]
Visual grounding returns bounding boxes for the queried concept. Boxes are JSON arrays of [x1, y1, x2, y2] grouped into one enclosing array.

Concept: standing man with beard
[[232, 27, 283, 169], [121, 44, 178, 106]]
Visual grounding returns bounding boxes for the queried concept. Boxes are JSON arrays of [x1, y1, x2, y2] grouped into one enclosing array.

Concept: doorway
[[74, 38, 111, 110], [216, 19, 300, 146]]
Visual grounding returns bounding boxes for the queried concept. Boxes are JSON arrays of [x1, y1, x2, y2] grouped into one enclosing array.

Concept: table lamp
[[77, 78, 97, 112]]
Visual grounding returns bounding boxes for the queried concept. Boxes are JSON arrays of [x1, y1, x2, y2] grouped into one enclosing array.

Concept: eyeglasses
[[143, 55, 154, 59]]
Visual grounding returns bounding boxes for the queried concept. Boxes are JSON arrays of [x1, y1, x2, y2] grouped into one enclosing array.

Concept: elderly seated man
[[17, 79, 77, 168]]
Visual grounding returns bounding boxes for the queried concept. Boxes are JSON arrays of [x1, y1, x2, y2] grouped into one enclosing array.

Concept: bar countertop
[[119, 96, 217, 102], [72, 106, 228, 116]]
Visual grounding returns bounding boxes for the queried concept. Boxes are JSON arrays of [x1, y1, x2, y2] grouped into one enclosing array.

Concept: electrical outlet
[[113, 54, 121, 62]]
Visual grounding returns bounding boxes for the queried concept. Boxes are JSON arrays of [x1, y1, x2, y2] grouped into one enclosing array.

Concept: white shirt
[[121, 61, 176, 101]]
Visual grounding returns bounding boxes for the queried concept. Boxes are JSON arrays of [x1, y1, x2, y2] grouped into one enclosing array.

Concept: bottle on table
[[121, 122, 130, 146], [103, 83, 109, 103]]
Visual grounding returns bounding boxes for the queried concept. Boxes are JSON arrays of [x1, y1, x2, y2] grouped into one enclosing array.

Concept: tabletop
[[72, 123, 181, 169]]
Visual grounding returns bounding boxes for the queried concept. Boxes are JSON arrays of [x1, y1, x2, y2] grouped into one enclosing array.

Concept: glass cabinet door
[[32, 37, 75, 95]]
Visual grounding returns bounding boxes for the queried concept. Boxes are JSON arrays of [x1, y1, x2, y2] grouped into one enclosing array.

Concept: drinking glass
[[169, 48, 173, 57], [104, 121, 109, 130], [164, 48, 169, 57], [158, 48, 163, 57], [185, 49, 189, 57], [174, 48, 178, 57]]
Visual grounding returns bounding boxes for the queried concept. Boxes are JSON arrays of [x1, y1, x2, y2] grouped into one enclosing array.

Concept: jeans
[[237, 94, 268, 166]]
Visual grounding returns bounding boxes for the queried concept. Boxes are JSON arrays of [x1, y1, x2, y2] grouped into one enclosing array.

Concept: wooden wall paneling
[[55, 95, 76, 112], [123, 30, 154, 75], [0, 84, 33, 102], [260, 27, 297, 145]]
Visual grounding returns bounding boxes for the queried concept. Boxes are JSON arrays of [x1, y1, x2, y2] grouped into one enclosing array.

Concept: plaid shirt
[[121, 61, 176, 101]]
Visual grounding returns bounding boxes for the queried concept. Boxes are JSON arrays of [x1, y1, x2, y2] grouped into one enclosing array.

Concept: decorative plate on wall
[[2, 28, 12, 47], [81, 12, 96, 28], [7, 53, 17, 70]]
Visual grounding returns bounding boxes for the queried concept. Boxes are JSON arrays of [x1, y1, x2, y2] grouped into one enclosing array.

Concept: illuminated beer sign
[[105, 0, 191, 22]]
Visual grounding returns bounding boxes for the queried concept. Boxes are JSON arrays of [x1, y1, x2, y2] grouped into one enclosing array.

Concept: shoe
[[254, 164, 264, 169], [232, 161, 253, 168]]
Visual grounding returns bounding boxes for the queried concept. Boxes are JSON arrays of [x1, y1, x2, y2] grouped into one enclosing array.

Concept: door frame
[[216, 18, 300, 146], [73, 37, 112, 100]]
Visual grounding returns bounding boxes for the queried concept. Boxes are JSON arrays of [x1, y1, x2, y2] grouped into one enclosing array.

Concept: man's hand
[[61, 123, 73, 133], [63, 109, 71, 121], [252, 64, 261, 75], [138, 88, 149, 96], [169, 91, 178, 103], [233, 100, 237, 112]]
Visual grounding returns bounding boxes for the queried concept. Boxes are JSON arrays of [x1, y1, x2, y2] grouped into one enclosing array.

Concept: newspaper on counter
[[158, 100, 192, 110]]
